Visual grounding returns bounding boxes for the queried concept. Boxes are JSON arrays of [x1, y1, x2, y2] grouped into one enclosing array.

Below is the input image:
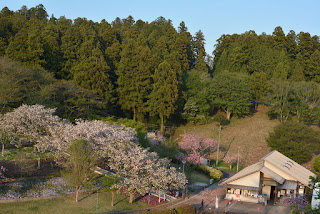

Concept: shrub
[[314, 155, 320, 172], [198, 165, 223, 182], [213, 112, 229, 125], [137, 132, 150, 148], [103, 117, 148, 132]]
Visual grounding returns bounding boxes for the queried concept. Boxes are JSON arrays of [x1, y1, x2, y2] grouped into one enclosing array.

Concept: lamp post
[[216, 125, 221, 167]]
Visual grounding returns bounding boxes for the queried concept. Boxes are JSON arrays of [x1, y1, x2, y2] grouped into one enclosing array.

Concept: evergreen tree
[[116, 40, 155, 120], [147, 60, 180, 132], [249, 72, 267, 108], [306, 50, 320, 82], [272, 26, 286, 49]]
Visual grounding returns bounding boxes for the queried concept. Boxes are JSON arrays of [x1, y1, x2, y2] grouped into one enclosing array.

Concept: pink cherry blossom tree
[[223, 155, 238, 169], [178, 133, 217, 164]]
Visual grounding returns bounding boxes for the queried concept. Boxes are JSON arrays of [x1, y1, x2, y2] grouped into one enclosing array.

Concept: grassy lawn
[[0, 191, 151, 214], [171, 163, 210, 184], [0, 147, 53, 161]]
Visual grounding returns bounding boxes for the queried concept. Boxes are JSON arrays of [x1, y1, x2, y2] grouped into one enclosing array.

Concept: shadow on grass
[[114, 195, 129, 206], [78, 186, 104, 202], [222, 137, 235, 159]]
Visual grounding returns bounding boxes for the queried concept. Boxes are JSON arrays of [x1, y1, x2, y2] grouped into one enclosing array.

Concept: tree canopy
[[266, 121, 320, 163]]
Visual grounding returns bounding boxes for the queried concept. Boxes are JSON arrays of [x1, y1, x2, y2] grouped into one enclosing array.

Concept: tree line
[[1, 5, 320, 129]]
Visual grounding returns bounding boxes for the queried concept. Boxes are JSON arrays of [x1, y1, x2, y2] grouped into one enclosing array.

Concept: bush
[[103, 117, 148, 132], [213, 112, 229, 125], [267, 121, 320, 163], [198, 165, 223, 182], [137, 132, 150, 148]]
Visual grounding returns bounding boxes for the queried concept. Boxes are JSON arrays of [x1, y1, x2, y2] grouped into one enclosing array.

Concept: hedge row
[[198, 165, 223, 182]]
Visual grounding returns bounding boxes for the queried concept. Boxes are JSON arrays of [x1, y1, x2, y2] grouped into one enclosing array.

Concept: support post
[[216, 125, 221, 167]]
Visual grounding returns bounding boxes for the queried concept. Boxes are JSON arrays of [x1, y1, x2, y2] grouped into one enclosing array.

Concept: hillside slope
[[174, 105, 279, 166]]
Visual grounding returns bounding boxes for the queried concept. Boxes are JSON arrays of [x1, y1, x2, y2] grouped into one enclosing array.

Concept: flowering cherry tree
[[0, 104, 62, 148], [223, 155, 238, 169], [178, 133, 217, 164], [0, 105, 187, 203], [107, 142, 187, 203], [0, 104, 63, 168], [38, 119, 137, 159]]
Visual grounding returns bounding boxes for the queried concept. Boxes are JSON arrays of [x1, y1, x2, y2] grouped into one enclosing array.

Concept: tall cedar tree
[[116, 39, 155, 120], [147, 60, 180, 133]]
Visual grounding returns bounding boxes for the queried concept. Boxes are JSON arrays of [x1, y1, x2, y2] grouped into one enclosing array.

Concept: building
[[220, 150, 316, 204]]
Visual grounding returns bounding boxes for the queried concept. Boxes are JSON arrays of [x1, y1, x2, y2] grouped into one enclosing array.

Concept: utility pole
[[237, 146, 240, 172], [216, 125, 221, 167]]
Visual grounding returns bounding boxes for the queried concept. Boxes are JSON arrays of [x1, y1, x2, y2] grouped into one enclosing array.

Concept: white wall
[[262, 186, 271, 200], [229, 172, 260, 187], [312, 183, 320, 210]]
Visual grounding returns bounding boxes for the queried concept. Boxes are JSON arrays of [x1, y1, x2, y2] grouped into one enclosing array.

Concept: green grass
[[0, 191, 151, 214], [171, 163, 210, 184], [0, 147, 52, 161], [215, 161, 244, 172]]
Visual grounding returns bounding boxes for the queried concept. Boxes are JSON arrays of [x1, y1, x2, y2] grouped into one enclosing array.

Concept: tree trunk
[[129, 193, 135, 204], [37, 155, 41, 169], [35, 146, 41, 169], [111, 191, 114, 207], [75, 185, 82, 202], [1, 142, 4, 157], [133, 108, 136, 121], [160, 114, 164, 133], [226, 111, 231, 121]]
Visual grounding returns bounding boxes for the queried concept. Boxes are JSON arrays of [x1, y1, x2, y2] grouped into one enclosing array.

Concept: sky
[[1, 0, 319, 55]]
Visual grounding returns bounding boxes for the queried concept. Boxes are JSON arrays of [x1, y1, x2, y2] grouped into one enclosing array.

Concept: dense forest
[[0, 4, 320, 131]]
